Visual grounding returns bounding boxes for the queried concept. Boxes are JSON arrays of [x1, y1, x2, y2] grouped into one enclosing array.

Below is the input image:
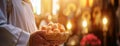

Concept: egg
[[47, 30, 53, 33], [40, 25, 47, 31], [53, 29, 60, 33], [47, 26, 52, 31], [48, 22, 54, 26], [53, 23, 58, 29]]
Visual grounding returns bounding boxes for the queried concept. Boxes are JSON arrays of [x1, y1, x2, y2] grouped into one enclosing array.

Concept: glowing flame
[[82, 20, 87, 28], [30, 0, 41, 15], [52, 0, 60, 15], [66, 21, 72, 30], [102, 17, 108, 25]]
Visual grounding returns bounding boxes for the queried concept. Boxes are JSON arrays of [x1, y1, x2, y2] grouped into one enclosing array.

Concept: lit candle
[[66, 20, 72, 34], [66, 20, 72, 30], [103, 17, 108, 25], [82, 20, 87, 28], [82, 20, 88, 34], [102, 17, 108, 46], [102, 17, 108, 31]]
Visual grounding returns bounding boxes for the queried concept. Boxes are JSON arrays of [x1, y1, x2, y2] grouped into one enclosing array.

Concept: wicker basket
[[39, 31, 70, 45]]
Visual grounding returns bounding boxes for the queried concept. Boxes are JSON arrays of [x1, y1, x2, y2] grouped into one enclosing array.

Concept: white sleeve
[[0, 9, 30, 46]]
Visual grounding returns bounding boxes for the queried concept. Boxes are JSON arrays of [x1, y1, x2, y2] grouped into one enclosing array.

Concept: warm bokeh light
[[64, 3, 76, 16], [102, 17, 108, 25], [79, 0, 93, 7], [52, 0, 60, 15], [30, 0, 41, 15], [89, 0, 94, 7], [79, 0, 87, 7], [48, 15, 52, 20], [82, 20, 87, 28], [67, 3, 76, 12], [82, 20, 88, 34], [70, 40, 76, 45], [66, 20, 72, 30], [84, 28, 88, 34]]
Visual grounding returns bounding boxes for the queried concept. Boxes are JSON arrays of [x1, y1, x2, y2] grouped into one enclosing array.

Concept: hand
[[29, 31, 50, 46]]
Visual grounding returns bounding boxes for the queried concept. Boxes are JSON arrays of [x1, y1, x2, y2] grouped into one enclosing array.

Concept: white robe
[[0, 0, 37, 46]]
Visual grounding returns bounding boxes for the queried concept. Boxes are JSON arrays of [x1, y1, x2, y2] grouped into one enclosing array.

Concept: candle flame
[[102, 17, 108, 25], [82, 20, 87, 28], [66, 21, 72, 30]]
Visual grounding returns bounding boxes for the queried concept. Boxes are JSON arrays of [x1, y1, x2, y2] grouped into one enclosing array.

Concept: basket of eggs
[[39, 22, 70, 45]]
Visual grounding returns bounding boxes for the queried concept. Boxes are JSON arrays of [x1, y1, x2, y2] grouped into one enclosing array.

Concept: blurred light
[[79, 0, 93, 7], [52, 0, 60, 15], [110, 0, 114, 5], [30, 0, 41, 15], [67, 3, 76, 12], [79, 0, 87, 7], [64, 3, 76, 16], [70, 40, 76, 45], [84, 28, 88, 33], [66, 20, 72, 30], [102, 17, 108, 25], [89, 0, 94, 7], [48, 15, 52, 20], [82, 20, 87, 28], [63, 9, 70, 16]]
